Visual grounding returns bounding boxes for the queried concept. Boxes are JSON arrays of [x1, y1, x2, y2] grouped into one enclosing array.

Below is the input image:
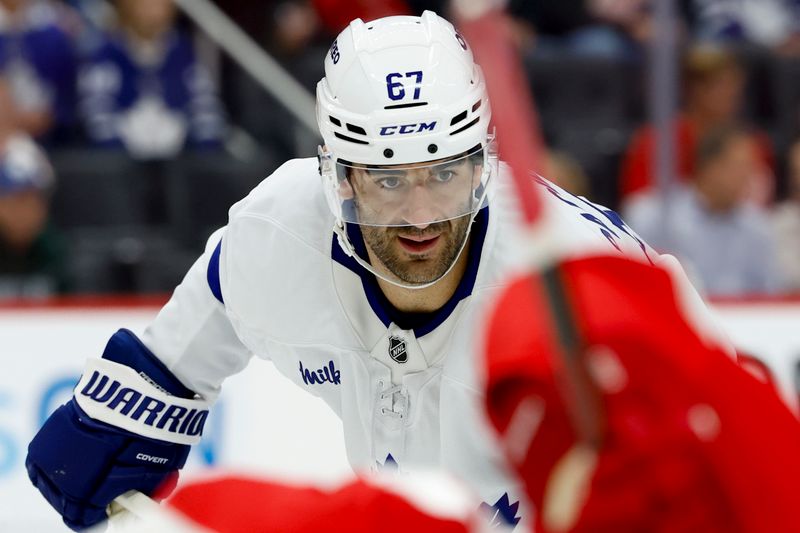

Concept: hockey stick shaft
[[106, 490, 160, 528], [452, 1, 607, 448], [452, 2, 543, 225]]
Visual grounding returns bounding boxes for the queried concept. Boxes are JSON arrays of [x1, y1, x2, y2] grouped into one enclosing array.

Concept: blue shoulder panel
[[535, 176, 654, 265], [207, 239, 224, 304]]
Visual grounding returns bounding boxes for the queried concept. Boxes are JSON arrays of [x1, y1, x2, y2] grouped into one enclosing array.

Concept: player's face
[[348, 155, 482, 284], [359, 211, 472, 284]]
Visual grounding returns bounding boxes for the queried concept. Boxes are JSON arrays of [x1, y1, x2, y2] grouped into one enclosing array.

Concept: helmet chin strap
[[332, 185, 490, 291]]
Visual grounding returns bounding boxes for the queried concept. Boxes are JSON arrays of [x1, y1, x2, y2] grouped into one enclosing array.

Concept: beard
[[360, 214, 472, 284]]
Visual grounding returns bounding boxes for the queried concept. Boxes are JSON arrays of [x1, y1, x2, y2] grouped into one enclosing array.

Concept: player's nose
[[401, 184, 439, 229]]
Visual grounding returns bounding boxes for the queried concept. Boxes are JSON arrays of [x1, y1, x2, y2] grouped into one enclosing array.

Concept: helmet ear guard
[[318, 145, 343, 226]]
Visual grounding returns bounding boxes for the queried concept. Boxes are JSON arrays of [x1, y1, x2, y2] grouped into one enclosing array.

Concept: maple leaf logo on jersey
[[377, 453, 399, 471], [388, 336, 408, 364], [479, 492, 521, 528]]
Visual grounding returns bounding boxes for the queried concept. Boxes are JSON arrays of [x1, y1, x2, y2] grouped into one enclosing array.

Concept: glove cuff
[[75, 358, 211, 445], [102, 328, 196, 399]]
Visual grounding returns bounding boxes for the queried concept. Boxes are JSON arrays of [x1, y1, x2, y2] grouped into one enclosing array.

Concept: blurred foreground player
[[114, 254, 800, 533], [112, 473, 483, 533], [485, 255, 800, 532], [26, 11, 721, 532]]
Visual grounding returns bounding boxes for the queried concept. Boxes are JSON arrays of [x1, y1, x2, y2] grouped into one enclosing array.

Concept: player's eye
[[434, 169, 456, 183], [375, 175, 403, 190]]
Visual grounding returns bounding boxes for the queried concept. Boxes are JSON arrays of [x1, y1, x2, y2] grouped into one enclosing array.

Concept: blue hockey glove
[[26, 329, 211, 531]]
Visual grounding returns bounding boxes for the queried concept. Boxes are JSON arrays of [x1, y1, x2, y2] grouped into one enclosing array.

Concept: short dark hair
[[696, 124, 748, 171]]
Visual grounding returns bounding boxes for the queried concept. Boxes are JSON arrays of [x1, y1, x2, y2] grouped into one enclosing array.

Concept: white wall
[[1, 301, 798, 532], [0, 306, 350, 533]]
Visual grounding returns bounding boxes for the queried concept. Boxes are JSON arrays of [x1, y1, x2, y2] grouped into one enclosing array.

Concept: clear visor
[[323, 142, 496, 228]]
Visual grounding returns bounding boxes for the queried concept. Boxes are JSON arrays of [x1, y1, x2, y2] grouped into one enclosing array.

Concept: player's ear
[[472, 163, 484, 189], [339, 173, 355, 200]]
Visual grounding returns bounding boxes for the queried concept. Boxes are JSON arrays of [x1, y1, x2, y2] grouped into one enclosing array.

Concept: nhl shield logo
[[388, 336, 408, 364]]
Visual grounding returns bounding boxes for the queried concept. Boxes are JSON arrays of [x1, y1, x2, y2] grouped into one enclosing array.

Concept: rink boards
[[0, 298, 798, 532]]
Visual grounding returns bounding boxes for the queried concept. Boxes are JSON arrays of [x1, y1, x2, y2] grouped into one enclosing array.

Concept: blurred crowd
[[1, 0, 800, 299]]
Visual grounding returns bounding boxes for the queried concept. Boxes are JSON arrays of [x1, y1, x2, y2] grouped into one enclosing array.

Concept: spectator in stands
[[625, 125, 784, 296], [0, 78, 67, 298], [683, 0, 800, 55], [620, 45, 775, 207], [78, 0, 226, 159], [219, 0, 416, 50], [313, 0, 410, 36], [508, 0, 653, 59], [772, 138, 800, 292], [269, 1, 326, 58], [0, 0, 79, 143]]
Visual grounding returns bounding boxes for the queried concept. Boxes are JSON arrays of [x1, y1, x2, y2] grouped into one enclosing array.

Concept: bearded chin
[[361, 215, 472, 285]]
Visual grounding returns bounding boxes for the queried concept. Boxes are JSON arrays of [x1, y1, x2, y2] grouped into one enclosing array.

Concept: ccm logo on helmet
[[380, 122, 437, 136]]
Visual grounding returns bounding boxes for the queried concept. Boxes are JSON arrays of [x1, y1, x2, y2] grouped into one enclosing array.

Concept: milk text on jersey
[[300, 360, 341, 386]]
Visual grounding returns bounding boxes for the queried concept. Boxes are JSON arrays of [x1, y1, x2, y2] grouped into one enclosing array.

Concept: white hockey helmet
[[317, 10, 496, 229]]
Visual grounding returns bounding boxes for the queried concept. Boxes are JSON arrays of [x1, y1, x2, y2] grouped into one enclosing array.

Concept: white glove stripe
[[74, 358, 211, 446]]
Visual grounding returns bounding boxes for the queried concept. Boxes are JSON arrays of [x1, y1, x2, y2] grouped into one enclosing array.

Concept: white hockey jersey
[[139, 158, 659, 529]]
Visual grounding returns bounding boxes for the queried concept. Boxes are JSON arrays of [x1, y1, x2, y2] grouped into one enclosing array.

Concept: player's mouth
[[397, 234, 441, 254]]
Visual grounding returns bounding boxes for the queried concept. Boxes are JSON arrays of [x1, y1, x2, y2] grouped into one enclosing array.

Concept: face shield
[[320, 138, 497, 229]]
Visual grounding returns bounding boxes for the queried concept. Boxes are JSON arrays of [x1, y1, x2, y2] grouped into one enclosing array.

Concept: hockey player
[[484, 255, 800, 532], [25, 11, 719, 532]]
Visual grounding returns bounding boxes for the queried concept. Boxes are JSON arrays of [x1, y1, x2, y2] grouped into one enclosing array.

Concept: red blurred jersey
[[164, 476, 470, 533], [484, 255, 800, 533]]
